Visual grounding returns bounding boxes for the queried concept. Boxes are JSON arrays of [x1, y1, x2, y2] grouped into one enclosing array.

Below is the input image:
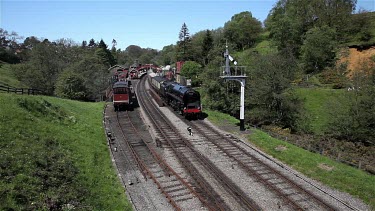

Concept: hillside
[[339, 46, 375, 78], [0, 64, 22, 87], [0, 93, 131, 210]]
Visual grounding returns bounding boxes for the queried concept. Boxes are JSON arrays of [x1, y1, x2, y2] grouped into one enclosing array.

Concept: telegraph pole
[[220, 45, 247, 131]]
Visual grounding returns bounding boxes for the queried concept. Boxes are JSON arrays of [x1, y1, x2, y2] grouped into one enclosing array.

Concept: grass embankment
[[0, 93, 131, 210], [295, 87, 347, 135], [205, 109, 375, 209], [0, 64, 22, 87]]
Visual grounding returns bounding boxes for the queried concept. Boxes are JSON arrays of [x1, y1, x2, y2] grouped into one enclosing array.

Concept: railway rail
[[187, 121, 340, 210], [141, 73, 363, 210], [112, 109, 212, 210], [104, 74, 365, 210], [136, 76, 263, 210], [104, 106, 159, 211]]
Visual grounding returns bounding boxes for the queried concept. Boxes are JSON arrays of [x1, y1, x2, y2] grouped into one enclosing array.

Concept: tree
[[68, 55, 109, 101], [22, 36, 40, 49], [180, 61, 202, 86], [81, 40, 87, 48], [202, 30, 213, 65], [0, 28, 22, 63], [95, 48, 111, 67], [224, 11, 262, 51], [327, 63, 375, 145], [300, 25, 337, 74], [115, 49, 130, 65], [139, 48, 158, 64], [177, 22, 191, 61], [98, 39, 107, 49], [13, 37, 98, 97], [201, 72, 234, 112], [179, 22, 190, 43], [248, 50, 305, 131], [346, 10, 373, 42], [88, 38, 96, 48], [96, 39, 116, 67], [111, 39, 117, 49], [126, 45, 143, 60], [24, 41, 64, 94], [309, 0, 357, 41], [186, 31, 205, 64], [55, 69, 87, 100], [266, 0, 357, 55], [266, 2, 305, 56], [155, 44, 176, 65], [12, 63, 45, 90]]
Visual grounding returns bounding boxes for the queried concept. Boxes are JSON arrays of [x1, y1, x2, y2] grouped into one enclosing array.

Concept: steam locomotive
[[148, 72, 201, 119]]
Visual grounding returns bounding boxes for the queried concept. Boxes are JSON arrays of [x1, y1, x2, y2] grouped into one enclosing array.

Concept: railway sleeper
[[144, 161, 158, 167], [294, 197, 311, 203], [228, 152, 244, 157], [166, 187, 186, 193], [242, 161, 258, 166], [159, 178, 179, 184], [169, 190, 191, 198], [174, 196, 194, 203], [259, 173, 277, 180], [269, 180, 287, 186], [221, 146, 238, 150], [153, 173, 166, 179], [173, 144, 187, 148], [283, 190, 301, 197], [163, 183, 183, 189], [221, 149, 239, 153], [130, 142, 147, 147]]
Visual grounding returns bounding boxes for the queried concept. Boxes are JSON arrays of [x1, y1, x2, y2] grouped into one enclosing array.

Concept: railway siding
[[140, 74, 368, 210], [104, 77, 371, 211]]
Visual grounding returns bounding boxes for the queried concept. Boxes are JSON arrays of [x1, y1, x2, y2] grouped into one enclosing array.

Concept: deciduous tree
[[224, 11, 262, 51], [266, 0, 357, 55], [300, 25, 337, 74], [55, 69, 87, 100], [248, 50, 305, 131]]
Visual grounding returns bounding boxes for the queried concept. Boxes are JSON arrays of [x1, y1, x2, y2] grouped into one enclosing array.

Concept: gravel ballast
[[105, 79, 371, 210]]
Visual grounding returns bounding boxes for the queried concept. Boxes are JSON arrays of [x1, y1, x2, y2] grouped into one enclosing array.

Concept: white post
[[240, 79, 245, 131]]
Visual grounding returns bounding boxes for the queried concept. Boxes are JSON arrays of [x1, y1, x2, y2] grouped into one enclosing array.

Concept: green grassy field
[[253, 32, 278, 55], [0, 93, 131, 210], [206, 109, 375, 209], [0, 64, 22, 87], [295, 87, 348, 135]]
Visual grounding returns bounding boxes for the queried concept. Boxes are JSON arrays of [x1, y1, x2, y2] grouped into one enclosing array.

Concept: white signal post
[[220, 45, 247, 131]]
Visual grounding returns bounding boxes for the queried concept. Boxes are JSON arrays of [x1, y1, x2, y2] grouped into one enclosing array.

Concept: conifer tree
[[81, 40, 87, 48], [88, 38, 96, 48], [202, 30, 213, 65], [178, 22, 191, 61]]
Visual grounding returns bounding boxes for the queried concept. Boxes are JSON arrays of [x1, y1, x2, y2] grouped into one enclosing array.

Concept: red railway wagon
[[113, 81, 133, 111]]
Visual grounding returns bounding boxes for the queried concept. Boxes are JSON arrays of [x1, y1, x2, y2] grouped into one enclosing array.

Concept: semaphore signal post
[[220, 45, 247, 131]]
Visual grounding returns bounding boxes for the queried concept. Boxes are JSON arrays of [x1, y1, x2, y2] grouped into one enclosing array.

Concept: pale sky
[[1, 0, 374, 51]]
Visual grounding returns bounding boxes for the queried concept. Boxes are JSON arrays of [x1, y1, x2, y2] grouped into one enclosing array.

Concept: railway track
[[113, 109, 215, 210], [105, 74, 363, 210], [104, 106, 159, 211], [187, 120, 341, 210], [141, 73, 363, 210], [136, 76, 263, 210]]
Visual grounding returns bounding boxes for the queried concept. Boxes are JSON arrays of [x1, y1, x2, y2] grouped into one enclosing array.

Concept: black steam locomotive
[[149, 73, 201, 118]]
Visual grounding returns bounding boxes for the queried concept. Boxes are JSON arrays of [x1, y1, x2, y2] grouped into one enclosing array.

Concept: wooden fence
[[0, 82, 44, 95]]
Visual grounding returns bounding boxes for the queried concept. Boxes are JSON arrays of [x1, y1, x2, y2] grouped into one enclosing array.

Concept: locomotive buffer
[[220, 45, 247, 131]]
